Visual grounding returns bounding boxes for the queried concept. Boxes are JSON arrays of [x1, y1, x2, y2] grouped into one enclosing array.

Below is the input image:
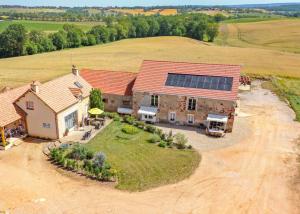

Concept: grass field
[[0, 7, 65, 13], [262, 78, 300, 121], [216, 19, 300, 53], [0, 20, 100, 33], [84, 121, 200, 191], [1, 36, 300, 89]]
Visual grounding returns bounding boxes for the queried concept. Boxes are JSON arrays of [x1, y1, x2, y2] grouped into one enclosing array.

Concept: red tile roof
[[0, 85, 30, 127], [80, 69, 137, 96], [133, 60, 241, 101]]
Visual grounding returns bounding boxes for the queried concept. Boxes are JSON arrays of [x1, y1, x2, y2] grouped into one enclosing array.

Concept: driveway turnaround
[[0, 82, 299, 214]]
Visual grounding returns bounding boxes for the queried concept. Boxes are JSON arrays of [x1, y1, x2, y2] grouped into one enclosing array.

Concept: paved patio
[[59, 119, 112, 144]]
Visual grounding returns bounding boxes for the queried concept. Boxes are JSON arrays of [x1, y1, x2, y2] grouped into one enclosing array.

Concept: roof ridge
[[81, 68, 137, 75], [142, 59, 242, 67]]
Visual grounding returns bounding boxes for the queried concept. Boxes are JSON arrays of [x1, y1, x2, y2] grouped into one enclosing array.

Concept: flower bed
[[49, 143, 117, 182]]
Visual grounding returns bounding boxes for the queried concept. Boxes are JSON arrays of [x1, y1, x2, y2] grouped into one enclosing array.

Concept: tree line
[[0, 14, 219, 58]]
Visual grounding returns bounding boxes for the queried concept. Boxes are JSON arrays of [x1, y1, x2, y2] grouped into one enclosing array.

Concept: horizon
[[1, 1, 300, 7]]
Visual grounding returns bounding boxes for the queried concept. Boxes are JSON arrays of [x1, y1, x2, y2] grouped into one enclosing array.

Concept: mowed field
[[0, 20, 100, 33], [216, 19, 300, 53], [1, 36, 300, 88]]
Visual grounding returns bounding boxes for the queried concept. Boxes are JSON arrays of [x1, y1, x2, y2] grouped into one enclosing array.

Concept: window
[[209, 121, 225, 131], [42, 123, 51, 128], [169, 112, 176, 122], [102, 98, 108, 103], [187, 114, 194, 124], [187, 98, 196, 111], [123, 100, 130, 106], [26, 101, 34, 110], [151, 95, 159, 107]]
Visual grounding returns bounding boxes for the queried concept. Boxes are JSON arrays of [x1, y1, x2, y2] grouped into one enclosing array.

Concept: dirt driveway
[[1, 82, 299, 214]]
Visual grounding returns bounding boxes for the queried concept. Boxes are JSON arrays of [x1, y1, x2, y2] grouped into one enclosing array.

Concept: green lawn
[[0, 20, 100, 33], [84, 121, 200, 191], [262, 77, 300, 122]]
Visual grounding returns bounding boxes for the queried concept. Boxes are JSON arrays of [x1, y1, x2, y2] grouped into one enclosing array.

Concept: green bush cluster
[[103, 112, 121, 121], [121, 114, 192, 150], [49, 144, 117, 181], [122, 124, 139, 135]]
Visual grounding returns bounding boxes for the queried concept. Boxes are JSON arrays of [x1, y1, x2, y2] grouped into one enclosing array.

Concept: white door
[[169, 112, 176, 123]]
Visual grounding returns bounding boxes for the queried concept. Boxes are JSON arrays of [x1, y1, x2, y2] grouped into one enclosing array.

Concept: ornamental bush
[[174, 133, 188, 149], [93, 152, 106, 168], [158, 141, 167, 148], [145, 124, 156, 133], [148, 135, 161, 143], [124, 115, 136, 125], [68, 144, 94, 160], [122, 124, 139, 134]]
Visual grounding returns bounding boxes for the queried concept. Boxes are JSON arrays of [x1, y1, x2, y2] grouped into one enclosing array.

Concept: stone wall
[[132, 92, 236, 132], [103, 94, 132, 112]]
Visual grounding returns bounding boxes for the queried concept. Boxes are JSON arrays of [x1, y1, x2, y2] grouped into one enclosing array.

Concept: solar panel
[[165, 73, 233, 91]]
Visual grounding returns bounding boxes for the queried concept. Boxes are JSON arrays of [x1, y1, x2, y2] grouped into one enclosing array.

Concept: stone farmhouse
[[81, 60, 241, 134], [0, 60, 240, 147]]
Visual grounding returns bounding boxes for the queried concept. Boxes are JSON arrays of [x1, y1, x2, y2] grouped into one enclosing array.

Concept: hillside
[[216, 19, 300, 53], [0, 36, 300, 88]]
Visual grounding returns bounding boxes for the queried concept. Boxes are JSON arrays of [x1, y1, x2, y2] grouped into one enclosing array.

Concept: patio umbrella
[[88, 108, 104, 116]]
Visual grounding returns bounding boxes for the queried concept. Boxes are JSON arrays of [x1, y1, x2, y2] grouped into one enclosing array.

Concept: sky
[[1, 0, 300, 7]]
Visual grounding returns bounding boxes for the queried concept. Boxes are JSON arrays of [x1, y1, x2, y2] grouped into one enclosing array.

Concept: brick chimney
[[72, 65, 79, 76], [31, 81, 39, 93]]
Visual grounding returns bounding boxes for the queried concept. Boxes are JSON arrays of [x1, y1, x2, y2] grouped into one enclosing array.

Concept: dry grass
[[110, 8, 177, 16], [216, 19, 300, 53], [196, 10, 229, 17], [1, 36, 300, 88]]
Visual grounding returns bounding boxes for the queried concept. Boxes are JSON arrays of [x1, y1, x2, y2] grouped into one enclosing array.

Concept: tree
[[134, 18, 150, 37], [50, 31, 67, 50], [89, 88, 104, 110], [66, 30, 81, 48], [89, 25, 110, 44], [147, 18, 160, 36], [115, 24, 128, 40], [206, 23, 219, 42], [214, 13, 226, 22], [24, 41, 38, 55], [0, 24, 27, 57]]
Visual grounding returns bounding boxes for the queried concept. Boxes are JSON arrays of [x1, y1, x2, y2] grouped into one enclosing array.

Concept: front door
[[169, 112, 176, 123], [64, 111, 78, 130]]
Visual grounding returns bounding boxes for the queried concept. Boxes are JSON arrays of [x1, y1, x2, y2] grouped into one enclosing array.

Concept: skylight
[[74, 81, 83, 88]]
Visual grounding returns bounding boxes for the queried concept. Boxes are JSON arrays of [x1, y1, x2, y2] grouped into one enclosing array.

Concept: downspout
[[1, 126, 6, 147]]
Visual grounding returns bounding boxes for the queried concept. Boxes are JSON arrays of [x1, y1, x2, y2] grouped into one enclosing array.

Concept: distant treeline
[[0, 14, 220, 58]]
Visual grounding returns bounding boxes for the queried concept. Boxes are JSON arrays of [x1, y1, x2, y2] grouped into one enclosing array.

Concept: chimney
[[72, 65, 79, 76], [31, 81, 39, 93]]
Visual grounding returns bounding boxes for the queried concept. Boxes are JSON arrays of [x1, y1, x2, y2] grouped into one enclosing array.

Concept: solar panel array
[[165, 73, 233, 91]]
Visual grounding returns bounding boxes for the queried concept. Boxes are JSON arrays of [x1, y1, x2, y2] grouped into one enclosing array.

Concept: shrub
[[93, 152, 106, 168], [135, 121, 145, 129], [59, 143, 70, 150], [166, 130, 174, 143], [187, 145, 193, 149], [122, 124, 139, 134], [86, 151, 94, 160], [68, 144, 92, 160], [148, 135, 161, 143], [158, 141, 167, 148], [83, 159, 93, 175], [50, 148, 59, 160], [145, 124, 156, 133], [174, 133, 188, 149], [124, 115, 136, 125], [104, 112, 121, 121]]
